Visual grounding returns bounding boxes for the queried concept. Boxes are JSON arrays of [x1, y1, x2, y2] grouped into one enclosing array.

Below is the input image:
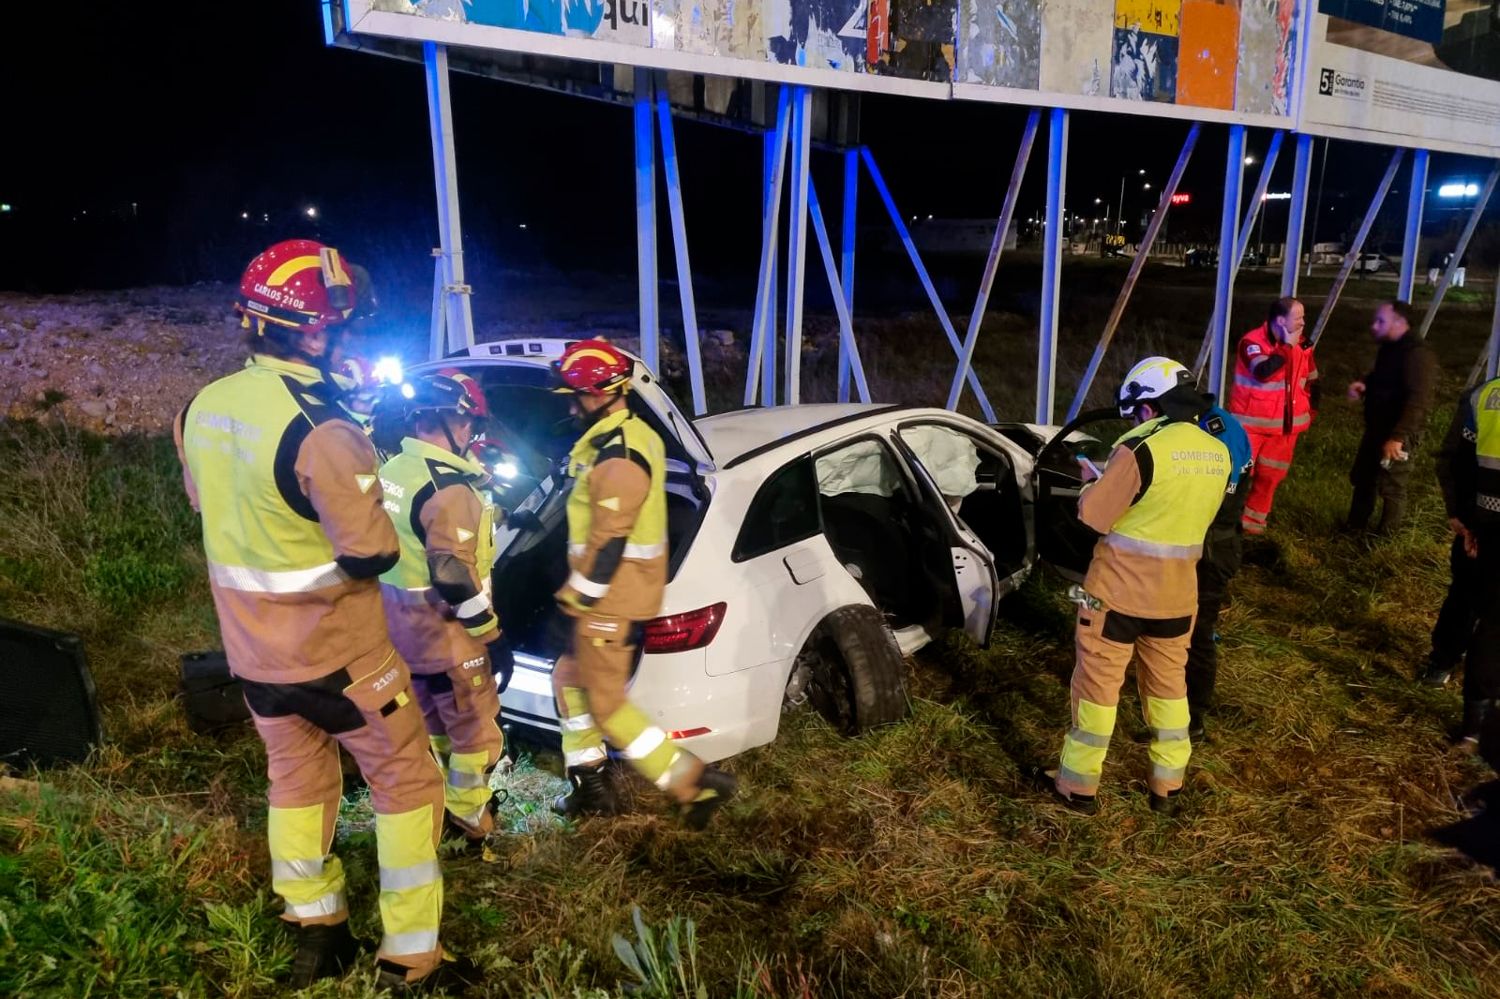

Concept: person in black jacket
[[1344, 301, 1436, 534]]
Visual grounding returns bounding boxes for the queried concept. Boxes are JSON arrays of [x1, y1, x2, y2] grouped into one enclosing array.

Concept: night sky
[[1, 1, 1493, 296]]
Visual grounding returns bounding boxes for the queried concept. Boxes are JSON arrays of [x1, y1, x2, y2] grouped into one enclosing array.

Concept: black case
[[179, 651, 251, 734], [0, 618, 104, 768]]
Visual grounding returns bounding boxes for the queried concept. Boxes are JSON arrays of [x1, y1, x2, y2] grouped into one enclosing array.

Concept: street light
[[1438, 182, 1480, 198], [305, 206, 319, 219], [1245, 155, 1256, 165]]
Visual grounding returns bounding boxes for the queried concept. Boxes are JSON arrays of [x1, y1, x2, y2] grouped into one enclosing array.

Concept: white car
[[411, 341, 1103, 763]]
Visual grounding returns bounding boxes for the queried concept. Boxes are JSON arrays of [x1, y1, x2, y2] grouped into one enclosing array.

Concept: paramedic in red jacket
[[1228, 297, 1321, 535]]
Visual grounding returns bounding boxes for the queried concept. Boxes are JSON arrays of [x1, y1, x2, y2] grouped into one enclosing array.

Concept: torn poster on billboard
[[1235, 0, 1296, 113], [955, 0, 1042, 88]]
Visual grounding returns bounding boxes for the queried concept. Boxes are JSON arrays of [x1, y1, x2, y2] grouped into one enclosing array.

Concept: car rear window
[[732, 457, 820, 563]]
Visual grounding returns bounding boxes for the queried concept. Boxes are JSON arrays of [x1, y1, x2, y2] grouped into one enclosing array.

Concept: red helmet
[[236, 239, 360, 332], [436, 367, 490, 419], [551, 339, 631, 396]]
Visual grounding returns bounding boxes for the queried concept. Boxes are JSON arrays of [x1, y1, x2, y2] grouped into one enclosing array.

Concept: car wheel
[[792, 605, 909, 736]]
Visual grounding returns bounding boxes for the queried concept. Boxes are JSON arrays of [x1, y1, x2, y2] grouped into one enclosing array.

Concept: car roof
[[694, 404, 899, 466]]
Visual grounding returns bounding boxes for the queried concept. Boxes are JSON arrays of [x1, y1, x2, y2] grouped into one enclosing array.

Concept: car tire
[[800, 605, 909, 736]]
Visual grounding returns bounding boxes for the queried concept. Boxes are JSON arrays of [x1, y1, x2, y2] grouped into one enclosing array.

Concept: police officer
[[1418, 376, 1500, 750], [1039, 357, 1231, 816], [378, 371, 513, 845], [175, 241, 471, 990], [546, 339, 736, 827]]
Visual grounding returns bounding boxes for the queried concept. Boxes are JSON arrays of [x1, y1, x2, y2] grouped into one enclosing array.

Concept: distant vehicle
[[1241, 247, 1268, 267], [1355, 252, 1389, 274], [1184, 247, 1218, 268]]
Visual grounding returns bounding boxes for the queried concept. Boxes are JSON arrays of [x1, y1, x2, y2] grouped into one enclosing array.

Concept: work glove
[[486, 636, 515, 694], [507, 509, 543, 533]]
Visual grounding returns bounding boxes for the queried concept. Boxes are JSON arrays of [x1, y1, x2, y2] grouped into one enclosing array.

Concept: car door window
[[732, 457, 820, 563], [897, 422, 1027, 578]]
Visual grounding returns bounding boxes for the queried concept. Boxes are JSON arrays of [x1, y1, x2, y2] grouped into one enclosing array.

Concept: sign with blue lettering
[[1317, 0, 1447, 46]]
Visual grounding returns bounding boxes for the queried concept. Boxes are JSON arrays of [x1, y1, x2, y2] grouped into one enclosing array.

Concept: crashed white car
[[413, 341, 1101, 763]]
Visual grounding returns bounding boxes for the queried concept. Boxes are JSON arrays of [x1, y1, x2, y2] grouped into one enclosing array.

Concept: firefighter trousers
[[1242, 431, 1301, 535], [1056, 603, 1195, 799], [240, 645, 446, 979], [410, 651, 505, 839], [552, 612, 703, 803]]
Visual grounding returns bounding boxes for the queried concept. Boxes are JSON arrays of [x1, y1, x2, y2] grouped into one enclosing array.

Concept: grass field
[[2, 264, 1498, 997]]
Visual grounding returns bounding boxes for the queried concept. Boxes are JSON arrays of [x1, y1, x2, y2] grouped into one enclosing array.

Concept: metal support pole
[[654, 76, 705, 416], [1282, 133, 1314, 298], [1398, 149, 1429, 302], [1194, 130, 1282, 379], [948, 109, 1040, 417], [839, 149, 859, 403], [428, 254, 445, 360], [634, 70, 659, 376], [783, 87, 813, 406], [1039, 109, 1068, 425], [1067, 121, 1201, 422], [1307, 148, 1406, 347], [861, 147, 997, 418], [1489, 268, 1500, 380], [1418, 161, 1500, 340], [746, 90, 791, 406], [809, 178, 873, 403], [1205, 125, 1246, 402], [422, 42, 474, 358]]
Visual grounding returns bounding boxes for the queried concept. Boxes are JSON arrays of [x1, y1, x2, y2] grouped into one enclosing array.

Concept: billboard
[[346, 0, 1300, 123], [1298, 0, 1500, 156]]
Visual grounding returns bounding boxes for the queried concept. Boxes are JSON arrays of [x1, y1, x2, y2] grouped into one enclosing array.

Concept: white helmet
[[1118, 356, 1191, 417]]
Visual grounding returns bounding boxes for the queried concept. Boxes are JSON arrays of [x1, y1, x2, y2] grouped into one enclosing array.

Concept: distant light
[[305, 206, 319, 218], [1170, 192, 1192, 205], [1138, 169, 1146, 175], [926, 214, 933, 220], [1262, 191, 1292, 201], [1094, 197, 1102, 204], [1244, 155, 1256, 165], [492, 461, 518, 480], [0, 204, 11, 213], [1437, 182, 1479, 198], [518, 223, 527, 230], [1143, 183, 1152, 190], [262, 213, 269, 221], [373, 356, 404, 385], [400, 382, 416, 399], [240, 211, 249, 220]]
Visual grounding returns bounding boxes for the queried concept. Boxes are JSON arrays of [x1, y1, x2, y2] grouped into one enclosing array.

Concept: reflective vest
[[1229, 324, 1316, 435], [1475, 377, 1500, 516], [1105, 418, 1232, 559], [379, 438, 496, 592], [564, 408, 669, 618], [184, 355, 354, 590]]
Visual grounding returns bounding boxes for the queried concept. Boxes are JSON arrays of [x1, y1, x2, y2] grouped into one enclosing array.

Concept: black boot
[[1420, 660, 1456, 687], [1150, 788, 1183, 816], [679, 767, 738, 830], [1454, 699, 1493, 752], [551, 764, 621, 819], [286, 920, 364, 988], [376, 952, 484, 995]]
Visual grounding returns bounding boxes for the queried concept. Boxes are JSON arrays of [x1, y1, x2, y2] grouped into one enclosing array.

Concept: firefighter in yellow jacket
[[547, 339, 736, 827], [1039, 357, 1231, 816], [378, 371, 512, 844], [174, 240, 471, 992]]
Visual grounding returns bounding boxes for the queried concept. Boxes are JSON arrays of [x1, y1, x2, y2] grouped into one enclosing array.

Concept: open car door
[[890, 432, 1002, 648], [1024, 410, 1124, 583]]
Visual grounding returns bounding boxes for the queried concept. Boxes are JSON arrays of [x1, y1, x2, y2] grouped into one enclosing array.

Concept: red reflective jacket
[[1228, 324, 1318, 435]]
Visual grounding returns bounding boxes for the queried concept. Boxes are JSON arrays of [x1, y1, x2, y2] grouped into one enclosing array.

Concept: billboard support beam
[[861, 146, 996, 419], [1418, 161, 1500, 340], [1195, 129, 1284, 380], [948, 109, 1040, 416], [655, 74, 706, 416], [808, 177, 872, 403], [634, 69, 659, 376], [1067, 121, 1201, 422], [1282, 133, 1314, 299], [1038, 109, 1068, 425], [783, 86, 813, 406], [1206, 125, 1247, 402], [1308, 148, 1405, 347], [746, 89, 791, 407], [839, 149, 858, 403], [1399, 149, 1429, 303], [1489, 267, 1500, 381], [423, 42, 475, 358]]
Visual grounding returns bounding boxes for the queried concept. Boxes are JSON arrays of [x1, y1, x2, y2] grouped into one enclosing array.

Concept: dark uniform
[[1424, 377, 1500, 740], [1347, 334, 1436, 533]]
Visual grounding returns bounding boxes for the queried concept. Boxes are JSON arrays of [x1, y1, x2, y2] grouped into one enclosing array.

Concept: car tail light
[[641, 603, 726, 654]]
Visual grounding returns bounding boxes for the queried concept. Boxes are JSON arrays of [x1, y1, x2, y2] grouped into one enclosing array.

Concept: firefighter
[[1039, 357, 1231, 816], [174, 240, 470, 992], [1418, 376, 1500, 748], [378, 371, 514, 845], [545, 339, 736, 827], [1228, 297, 1320, 535]]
